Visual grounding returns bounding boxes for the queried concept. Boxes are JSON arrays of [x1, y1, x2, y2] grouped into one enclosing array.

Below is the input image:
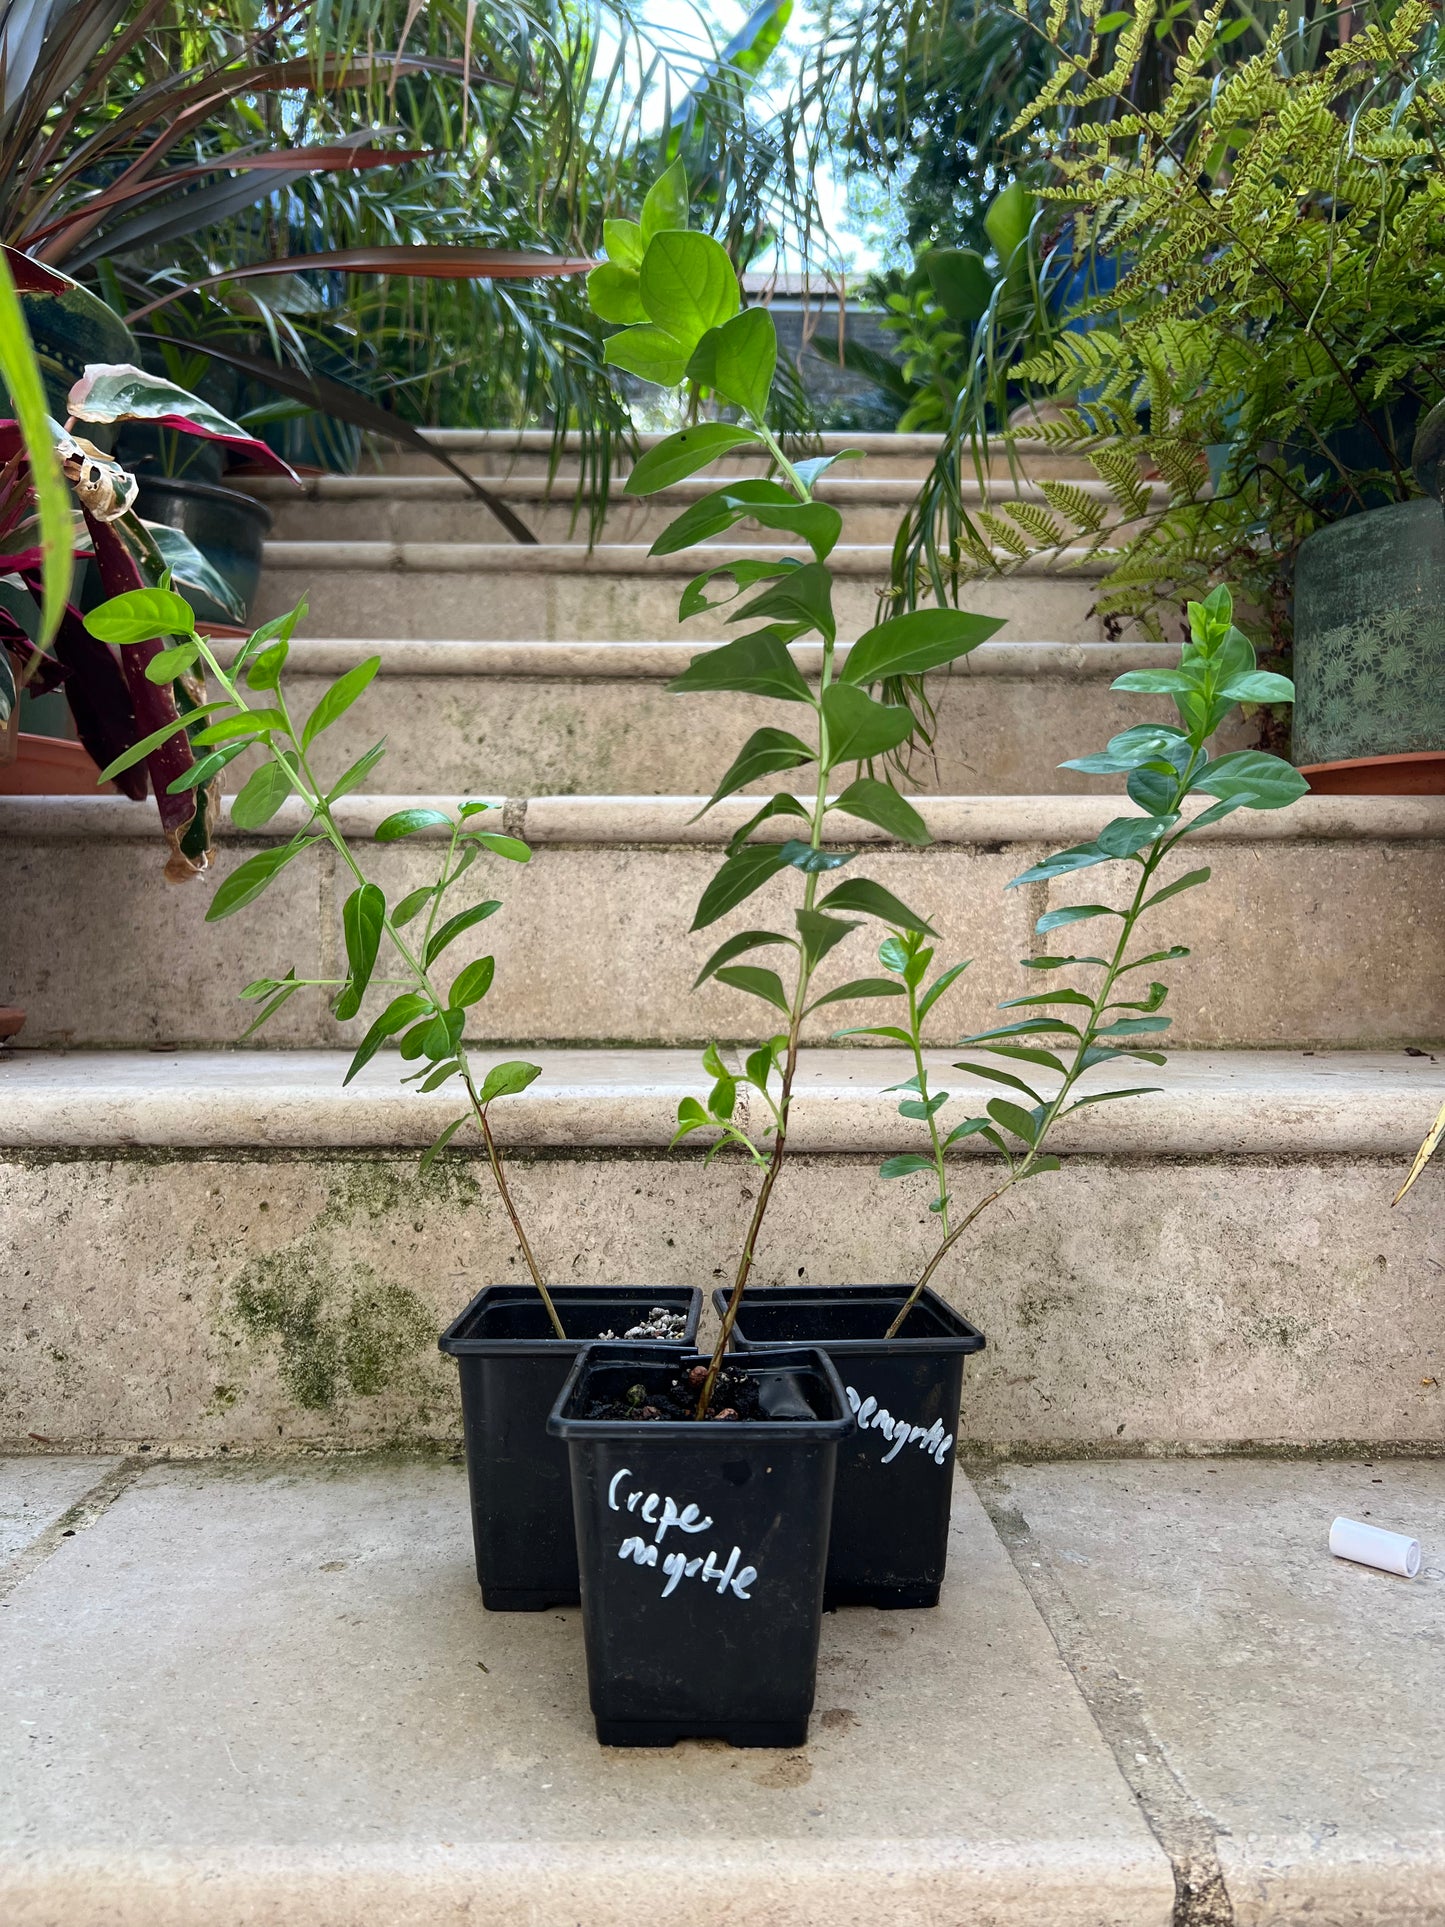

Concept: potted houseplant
[[720, 584, 1307, 1606], [543, 165, 1002, 1744], [577, 174, 1307, 1630], [0, 360, 292, 864], [76, 576, 701, 1610], [902, 1, 1445, 791]]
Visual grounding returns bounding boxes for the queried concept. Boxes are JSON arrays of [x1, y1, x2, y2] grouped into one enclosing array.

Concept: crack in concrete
[[969, 1468, 1234, 1927], [0, 1458, 146, 1604]]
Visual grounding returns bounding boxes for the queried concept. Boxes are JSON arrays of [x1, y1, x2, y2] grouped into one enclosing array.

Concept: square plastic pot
[[438, 1285, 700, 1611], [718, 1285, 985, 1609], [548, 1343, 854, 1748]]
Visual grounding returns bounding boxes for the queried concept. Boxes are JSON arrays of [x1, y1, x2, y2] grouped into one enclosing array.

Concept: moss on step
[[231, 1251, 434, 1412]]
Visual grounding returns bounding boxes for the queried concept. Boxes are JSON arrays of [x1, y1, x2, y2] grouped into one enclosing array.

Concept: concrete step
[[361, 426, 1102, 483], [4, 794, 1441, 1051], [252, 541, 1119, 643], [249, 472, 1161, 548], [0, 1461, 1176, 1927], [2, 1047, 1441, 1451], [6, 1459, 1441, 1927], [210, 637, 1249, 797]]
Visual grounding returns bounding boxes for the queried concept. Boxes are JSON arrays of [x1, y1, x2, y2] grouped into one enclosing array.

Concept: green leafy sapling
[[588, 166, 1006, 1413], [85, 585, 567, 1340], [871, 585, 1308, 1336]]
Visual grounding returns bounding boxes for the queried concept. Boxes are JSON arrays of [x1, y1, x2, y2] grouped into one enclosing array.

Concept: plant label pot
[[719, 1285, 985, 1609], [548, 1344, 854, 1748], [438, 1285, 700, 1612]]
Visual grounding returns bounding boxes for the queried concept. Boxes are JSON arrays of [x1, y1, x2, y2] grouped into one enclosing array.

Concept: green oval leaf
[[669, 629, 813, 703], [477, 1058, 543, 1104], [426, 899, 502, 965], [334, 882, 386, 1020], [449, 955, 496, 1008], [205, 837, 315, 923], [228, 759, 294, 829], [626, 422, 763, 495], [819, 877, 936, 935], [639, 229, 739, 347], [691, 844, 787, 930], [144, 642, 199, 684], [841, 608, 1005, 685], [376, 806, 453, 842], [84, 587, 195, 646], [588, 261, 647, 324], [301, 657, 380, 750]]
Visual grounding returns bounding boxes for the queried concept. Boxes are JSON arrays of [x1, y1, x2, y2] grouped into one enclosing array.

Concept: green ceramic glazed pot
[[1292, 498, 1445, 766]]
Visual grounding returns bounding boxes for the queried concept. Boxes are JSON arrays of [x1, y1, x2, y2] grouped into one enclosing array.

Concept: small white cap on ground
[[1329, 1515, 1422, 1579]]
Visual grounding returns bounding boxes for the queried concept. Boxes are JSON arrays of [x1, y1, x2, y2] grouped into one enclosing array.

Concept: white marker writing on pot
[[607, 1466, 714, 1542], [845, 1386, 954, 1467], [618, 1534, 757, 1600]]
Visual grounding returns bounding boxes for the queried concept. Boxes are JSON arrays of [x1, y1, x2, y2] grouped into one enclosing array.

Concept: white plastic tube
[[1330, 1515, 1421, 1579]]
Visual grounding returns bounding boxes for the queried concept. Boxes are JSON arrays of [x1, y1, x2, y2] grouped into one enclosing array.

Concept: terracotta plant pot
[[1299, 750, 1445, 795], [0, 732, 113, 796]]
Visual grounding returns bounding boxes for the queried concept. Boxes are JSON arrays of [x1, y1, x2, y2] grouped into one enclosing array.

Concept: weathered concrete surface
[[253, 541, 1118, 642], [214, 637, 1251, 797], [0, 1458, 121, 1565], [3, 793, 1441, 1048], [0, 1461, 1172, 1927], [976, 1459, 1445, 1925], [367, 425, 1100, 483], [255, 471, 1164, 548], [3, 1047, 1439, 1155], [2, 1050, 1441, 1449]]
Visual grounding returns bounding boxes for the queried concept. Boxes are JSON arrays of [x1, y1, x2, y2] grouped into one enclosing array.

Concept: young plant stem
[[695, 441, 828, 1416], [883, 759, 1202, 1340], [192, 631, 566, 1340], [906, 964, 952, 1238]]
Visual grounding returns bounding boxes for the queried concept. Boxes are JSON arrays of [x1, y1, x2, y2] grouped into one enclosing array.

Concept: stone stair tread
[[249, 471, 1157, 503], [9, 789, 1444, 843], [209, 635, 1181, 677], [261, 537, 1111, 576], [3, 1455, 1441, 1927], [0, 1462, 1172, 1927], [2, 1047, 1439, 1154]]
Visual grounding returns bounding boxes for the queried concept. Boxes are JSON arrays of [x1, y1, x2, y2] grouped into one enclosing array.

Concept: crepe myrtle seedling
[[588, 163, 1004, 1414], [860, 585, 1308, 1336], [84, 586, 566, 1339]]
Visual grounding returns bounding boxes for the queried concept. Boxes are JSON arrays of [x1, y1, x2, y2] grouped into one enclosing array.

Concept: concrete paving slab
[[0, 1459, 1172, 1927], [975, 1459, 1445, 1926], [0, 1458, 121, 1567]]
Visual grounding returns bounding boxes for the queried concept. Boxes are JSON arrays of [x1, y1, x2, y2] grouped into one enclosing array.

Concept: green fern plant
[[892, 0, 1445, 644]]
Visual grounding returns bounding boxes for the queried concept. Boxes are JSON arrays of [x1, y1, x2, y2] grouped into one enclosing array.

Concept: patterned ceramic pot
[[1293, 498, 1445, 767]]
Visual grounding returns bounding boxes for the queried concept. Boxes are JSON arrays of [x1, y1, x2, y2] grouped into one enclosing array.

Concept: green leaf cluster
[[898, 0, 1445, 644], [874, 582, 1305, 1334], [84, 588, 542, 1191], [586, 170, 1007, 1171]]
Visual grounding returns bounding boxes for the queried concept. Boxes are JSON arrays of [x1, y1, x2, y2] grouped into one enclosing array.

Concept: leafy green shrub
[[590, 166, 1004, 1406], [903, 0, 1445, 641]]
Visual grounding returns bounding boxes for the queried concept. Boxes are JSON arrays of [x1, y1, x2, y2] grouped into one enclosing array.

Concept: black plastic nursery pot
[[438, 1285, 700, 1612], [548, 1344, 854, 1748], [719, 1285, 985, 1610]]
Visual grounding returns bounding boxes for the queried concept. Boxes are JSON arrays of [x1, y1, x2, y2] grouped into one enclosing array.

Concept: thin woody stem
[[470, 1083, 566, 1340], [192, 629, 564, 1337], [691, 405, 829, 1418]]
